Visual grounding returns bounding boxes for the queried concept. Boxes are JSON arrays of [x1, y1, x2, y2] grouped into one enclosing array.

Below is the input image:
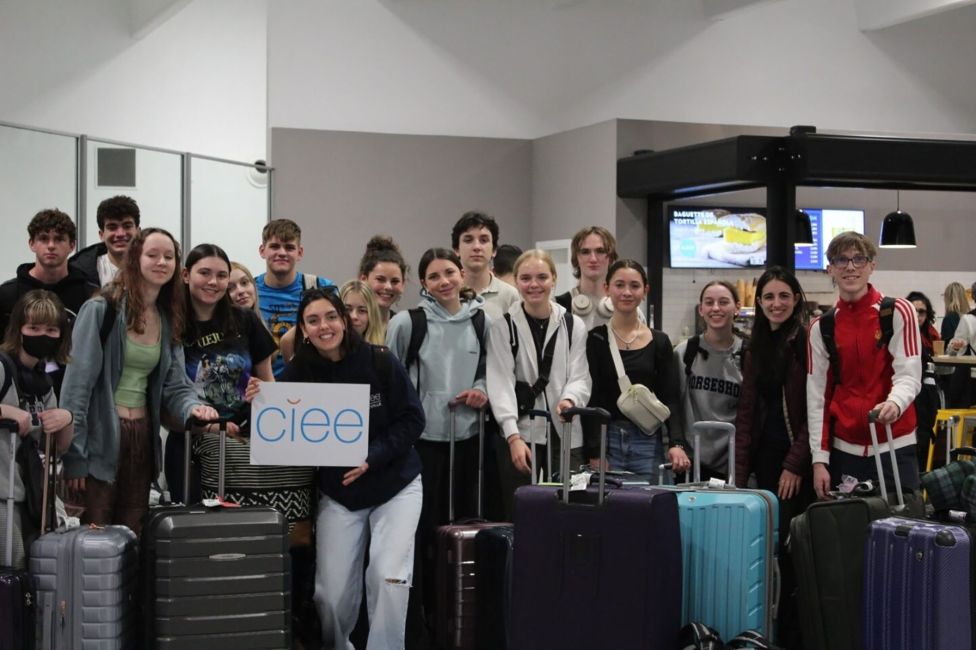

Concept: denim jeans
[[605, 419, 664, 484], [314, 475, 423, 650]]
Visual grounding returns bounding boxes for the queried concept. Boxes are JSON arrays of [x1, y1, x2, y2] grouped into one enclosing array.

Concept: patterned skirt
[[193, 432, 315, 530]]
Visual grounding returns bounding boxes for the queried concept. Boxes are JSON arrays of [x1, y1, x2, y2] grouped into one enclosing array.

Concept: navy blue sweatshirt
[[279, 341, 425, 511]]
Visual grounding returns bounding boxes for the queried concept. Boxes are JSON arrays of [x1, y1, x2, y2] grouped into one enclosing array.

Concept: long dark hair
[[294, 288, 360, 362], [418, 248, 476, 302], [605, 259, 648, 286], [182, 243, 240, 344], [906, 291, 935, 329], [750, 266, 807, 386], [105, 227, 185, 343]]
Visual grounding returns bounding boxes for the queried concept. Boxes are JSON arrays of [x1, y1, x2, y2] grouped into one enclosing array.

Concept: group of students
[[0, 195, 943, 650]]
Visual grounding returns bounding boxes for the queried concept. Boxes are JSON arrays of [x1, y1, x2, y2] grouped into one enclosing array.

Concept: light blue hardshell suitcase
[[658, 421, 779, 642], [30, 525, 139, 650]]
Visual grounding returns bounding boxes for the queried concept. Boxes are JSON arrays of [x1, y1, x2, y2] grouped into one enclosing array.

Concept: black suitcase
[[1, 419, 35, 650], [141, 419, 291, 649], [474, 524, 513, 650]]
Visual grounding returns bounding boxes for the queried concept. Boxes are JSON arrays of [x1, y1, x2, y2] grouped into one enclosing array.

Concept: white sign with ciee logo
[[250, 382, 370, 467]]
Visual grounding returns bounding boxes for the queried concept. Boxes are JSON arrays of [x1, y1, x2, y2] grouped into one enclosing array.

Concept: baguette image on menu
[[670, 207, 767, 268]]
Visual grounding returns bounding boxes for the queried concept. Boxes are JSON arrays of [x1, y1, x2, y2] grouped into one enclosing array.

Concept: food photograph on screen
[[669, 207, 767, 268]]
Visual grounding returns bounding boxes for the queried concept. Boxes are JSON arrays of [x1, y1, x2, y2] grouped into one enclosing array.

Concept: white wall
[[268, 0, 976, 139], [0, 0, 267, 162]]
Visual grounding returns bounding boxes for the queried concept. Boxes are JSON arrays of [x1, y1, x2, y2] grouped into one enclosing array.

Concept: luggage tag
[[201, 497, 241, 509]]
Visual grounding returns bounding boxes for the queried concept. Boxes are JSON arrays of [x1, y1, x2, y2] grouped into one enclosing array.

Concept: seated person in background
[[906, 290, 941, 466]]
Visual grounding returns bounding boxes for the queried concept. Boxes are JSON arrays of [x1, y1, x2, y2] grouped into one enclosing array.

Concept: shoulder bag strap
[[607, 327, 633, 393]]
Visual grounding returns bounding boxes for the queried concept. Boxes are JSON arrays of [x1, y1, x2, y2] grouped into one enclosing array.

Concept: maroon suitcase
[[432, 403, 509, 649]]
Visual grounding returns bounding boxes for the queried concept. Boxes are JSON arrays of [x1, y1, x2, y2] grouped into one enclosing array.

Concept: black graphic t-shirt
[[184, 308, 276, 421]]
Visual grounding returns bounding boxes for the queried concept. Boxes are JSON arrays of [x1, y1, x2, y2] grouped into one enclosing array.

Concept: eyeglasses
[[829, 255, 871, 269]]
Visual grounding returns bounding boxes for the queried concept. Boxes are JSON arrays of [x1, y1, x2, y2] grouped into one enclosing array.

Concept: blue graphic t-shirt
[[256, 272, 334, 377], [183, 308, 276, 422]]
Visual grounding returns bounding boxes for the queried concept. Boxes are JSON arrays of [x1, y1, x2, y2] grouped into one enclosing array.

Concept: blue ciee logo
[[255, 405, 365, 444]]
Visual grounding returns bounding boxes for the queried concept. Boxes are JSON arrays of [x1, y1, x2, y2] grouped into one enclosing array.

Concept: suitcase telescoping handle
[[186, 416, 234, 505], [561, 406, 611, 505], [527, 408, 553, 485], [2, 417, 20, 567], [447, 399, 487, 522], [867, 409, 905, 511], [691, 421, 736, 485]]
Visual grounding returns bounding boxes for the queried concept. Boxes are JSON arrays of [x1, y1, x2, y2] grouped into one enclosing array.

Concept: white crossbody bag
[[609, 330, 671, 435]]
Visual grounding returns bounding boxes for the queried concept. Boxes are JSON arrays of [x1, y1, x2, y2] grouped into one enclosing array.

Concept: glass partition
[[86, 141, 183, 248], [189, 156, 269, 274], [0, 125, 77, 281]]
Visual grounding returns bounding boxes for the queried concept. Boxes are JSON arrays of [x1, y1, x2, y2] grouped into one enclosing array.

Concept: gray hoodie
[[60, 296, 203, 482], [386, 294, 489, 443], [671, 335, 745, 476]]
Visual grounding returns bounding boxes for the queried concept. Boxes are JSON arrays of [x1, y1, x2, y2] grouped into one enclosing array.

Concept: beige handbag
[[609, 329, 670, 435]]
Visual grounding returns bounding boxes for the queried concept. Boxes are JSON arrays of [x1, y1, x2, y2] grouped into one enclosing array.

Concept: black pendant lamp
[[880, 191, 917, 248], [794, 210, 814, 246]]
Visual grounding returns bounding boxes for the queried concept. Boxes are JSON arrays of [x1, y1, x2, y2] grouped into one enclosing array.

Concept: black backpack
[[504, 311, 574, 416], [818, 296, 896, 386], [403, 307, 487, 372], [682, 334, 749, 377]]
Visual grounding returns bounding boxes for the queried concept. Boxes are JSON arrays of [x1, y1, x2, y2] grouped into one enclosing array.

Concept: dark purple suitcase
[[863, 517, 972, 650], [2, 420, 35, 650], [862, 412, 974, 650], [510, 407, 683, 650]]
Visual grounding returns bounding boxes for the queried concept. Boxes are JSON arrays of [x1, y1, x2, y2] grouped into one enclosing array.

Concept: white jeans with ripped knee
[[314, 475, 422, 650]]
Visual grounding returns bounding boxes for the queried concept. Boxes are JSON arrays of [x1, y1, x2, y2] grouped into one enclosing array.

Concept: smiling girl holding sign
[[245, 287, 425, 649]]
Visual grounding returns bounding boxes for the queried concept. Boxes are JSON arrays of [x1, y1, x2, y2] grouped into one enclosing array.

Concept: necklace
[[610, 324, 640, 350]]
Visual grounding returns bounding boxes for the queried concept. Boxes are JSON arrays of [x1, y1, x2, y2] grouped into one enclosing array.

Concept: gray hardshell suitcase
[[30, 524, 139, 650], [141, 419, 291, 649]]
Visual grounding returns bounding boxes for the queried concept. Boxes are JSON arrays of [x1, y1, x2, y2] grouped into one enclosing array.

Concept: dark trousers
[[163, 430, 201, 505], [828, 444, 921, 492], [413, 437, 480, 642], [752, 445, 814, 650], [82, 417, 153, 536], [494, 431, 584, 522]]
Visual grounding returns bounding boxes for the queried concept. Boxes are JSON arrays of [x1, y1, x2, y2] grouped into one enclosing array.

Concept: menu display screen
[[794, 209, 865, 270], [667, 205, 865, 270], [668, 206, 768, 268]]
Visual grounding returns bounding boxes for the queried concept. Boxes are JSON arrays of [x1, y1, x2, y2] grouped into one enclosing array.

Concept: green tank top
[[113, 335, 161, 408]]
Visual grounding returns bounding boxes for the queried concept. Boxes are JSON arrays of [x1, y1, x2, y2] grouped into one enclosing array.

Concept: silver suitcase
[[30, 524, 139, 649]]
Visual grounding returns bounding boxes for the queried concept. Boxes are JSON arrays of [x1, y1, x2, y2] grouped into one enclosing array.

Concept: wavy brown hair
[[105, 227, 185, 343]]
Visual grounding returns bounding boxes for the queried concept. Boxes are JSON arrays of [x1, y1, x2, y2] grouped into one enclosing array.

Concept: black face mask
[[22, 334, 60, 361]]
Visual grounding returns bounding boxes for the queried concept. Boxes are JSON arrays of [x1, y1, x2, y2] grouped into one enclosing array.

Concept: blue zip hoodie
[[386, 293, 488, 443], [280, 340, 425, 511]]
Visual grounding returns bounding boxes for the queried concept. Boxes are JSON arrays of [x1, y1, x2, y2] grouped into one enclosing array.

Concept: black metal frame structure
[[617, 126, 976, 329]]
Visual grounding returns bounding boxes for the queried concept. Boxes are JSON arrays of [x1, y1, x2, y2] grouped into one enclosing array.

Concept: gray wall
[[270, 128, 533, 308], [531, 120, 617, 243]]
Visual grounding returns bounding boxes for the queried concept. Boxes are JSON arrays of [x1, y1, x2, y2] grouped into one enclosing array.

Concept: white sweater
[[486, 302, 591, 447]]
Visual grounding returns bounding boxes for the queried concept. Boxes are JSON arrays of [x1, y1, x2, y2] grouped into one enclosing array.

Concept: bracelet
[[668, 441, 687, 451]]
